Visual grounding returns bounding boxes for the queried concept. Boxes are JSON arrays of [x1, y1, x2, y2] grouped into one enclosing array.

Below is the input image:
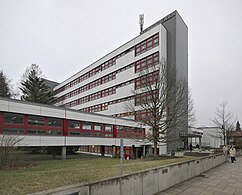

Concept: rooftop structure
[[52, 10, 188, 153]]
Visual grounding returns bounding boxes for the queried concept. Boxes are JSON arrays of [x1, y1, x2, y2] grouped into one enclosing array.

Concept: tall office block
[[54, 11, 188, 153]]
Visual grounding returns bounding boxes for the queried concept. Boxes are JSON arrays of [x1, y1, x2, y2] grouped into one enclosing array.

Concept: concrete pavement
[[157, 156, 242, 195]]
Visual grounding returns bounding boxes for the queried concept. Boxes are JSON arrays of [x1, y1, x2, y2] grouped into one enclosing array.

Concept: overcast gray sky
[[0, 0, 242, 126]]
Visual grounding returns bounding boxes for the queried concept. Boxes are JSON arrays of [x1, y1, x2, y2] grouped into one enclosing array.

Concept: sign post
[[120, 138, 124, 176]]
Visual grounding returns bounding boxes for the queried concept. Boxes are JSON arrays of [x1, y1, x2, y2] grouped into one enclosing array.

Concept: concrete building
[[0, 97, 150, 159], [189, 127, 223, 148], [43, 79, 59, 92], [54, 10, 188, 153]]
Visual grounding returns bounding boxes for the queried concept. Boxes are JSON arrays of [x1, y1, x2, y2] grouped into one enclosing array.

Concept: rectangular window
[[69, 131, 81, 136], [26, 129, 46, 135], [3, 128, 24, 134], [104, 134, 113, 137], [82, 122, 92, 130], [68, 120, 80, 129], [48, 118, 62, 127], [94, 124, 103, 131], [28, 115, 44, 126], [4, 113, 24, 124], [135, 33, 159, 56], [105, 125, 113, 132], [82, 132, 93, 137], [47, 130, 62, 135], [94, 133, 103, 137], [101, 103, 108, 111]]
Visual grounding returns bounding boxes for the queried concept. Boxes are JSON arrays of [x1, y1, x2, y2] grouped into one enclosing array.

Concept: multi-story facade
[[0, 97, 147, 158], [54, 10, 188, 152]]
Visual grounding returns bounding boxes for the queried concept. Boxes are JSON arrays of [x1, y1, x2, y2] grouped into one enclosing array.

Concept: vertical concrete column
[[62, 146, 66, 160], [148, 147, 152, 156], [112, 145, 116, 158], [143, 145, 146, 158]]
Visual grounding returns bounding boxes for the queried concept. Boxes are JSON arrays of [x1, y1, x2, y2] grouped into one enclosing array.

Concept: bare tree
[[0, 135, 23, 169], [188, 89, 196, 126], [211, 101, 236, 145], [125, 60, 188, 157]]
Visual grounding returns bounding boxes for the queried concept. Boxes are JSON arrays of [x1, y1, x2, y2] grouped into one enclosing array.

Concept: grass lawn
[[0, 153, 197, 195]]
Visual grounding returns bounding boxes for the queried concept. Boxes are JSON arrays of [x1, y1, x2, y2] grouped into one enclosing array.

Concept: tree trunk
[[154, 140, 157, 159]]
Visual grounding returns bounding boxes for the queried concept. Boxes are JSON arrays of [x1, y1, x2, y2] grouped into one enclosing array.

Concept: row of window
[[57, 72, 116, 103], [79, 146, 137, 158], [56, 51, 159, 104], [135, 52, 160, 73], [55, 33, 159, 96], [57, 61, 135, 104], [65, 78, 136, 109], [113, 112, 133, 118], [135, 71, 159, 89], [1, 128, 116, 137], [1, 112, 145, 138], [2, 128, 63, 135], [4, 113, 62, 127], [67, 72, 159, 112], [81, 103, 108, 113], [2, 127, 144, 138], [66, 86, 116, 108], [134, 110, 149, 121], [135, 91, 158, 106], [79, 95, 134, 113], [3, 112, 113, 131], [2, 111, 146, 132], [116, 126, 143, 134], [54, 58, 116, 95], [135, 33, 159, 56]]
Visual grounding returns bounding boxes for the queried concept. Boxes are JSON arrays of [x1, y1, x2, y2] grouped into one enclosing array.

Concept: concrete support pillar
[[148, 147, 152, 156], [112, 145, 116, 158], [62, 146, 66, 160], [143, 145, 146, 158]]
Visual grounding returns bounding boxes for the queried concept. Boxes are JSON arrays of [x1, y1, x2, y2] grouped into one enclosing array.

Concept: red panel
[[113, 125, 117, 138], [24, 115, 28, 126], [63, 119, 68, 136]]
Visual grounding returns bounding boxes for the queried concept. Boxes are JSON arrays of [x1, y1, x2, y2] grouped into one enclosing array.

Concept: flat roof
[[0, 97, 137, 123], [54, 10, 178, 90]]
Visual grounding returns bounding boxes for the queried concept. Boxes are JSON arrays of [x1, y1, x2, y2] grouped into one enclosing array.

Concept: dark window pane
[[28, 116, 44, 126], [26, 129, 46, 135], [48, 118, 62, 127], [47, 130, 62, 135], [3, 128, 24, 134], [82, 122, 92, 130], [4, 113, 24, 124], [69, 131, 80, 136], [68, 120, 80, 129], [82, 132, 92, 137]]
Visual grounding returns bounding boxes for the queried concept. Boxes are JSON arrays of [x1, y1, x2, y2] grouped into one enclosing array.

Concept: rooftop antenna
[[139, 14, 144, 34]]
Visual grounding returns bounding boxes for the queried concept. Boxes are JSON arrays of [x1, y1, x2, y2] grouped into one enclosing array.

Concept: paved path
[[157, 156, 242, 195]]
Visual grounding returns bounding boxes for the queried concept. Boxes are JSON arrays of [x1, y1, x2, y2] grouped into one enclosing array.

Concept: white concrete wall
[[30, 154, 227, 195]]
